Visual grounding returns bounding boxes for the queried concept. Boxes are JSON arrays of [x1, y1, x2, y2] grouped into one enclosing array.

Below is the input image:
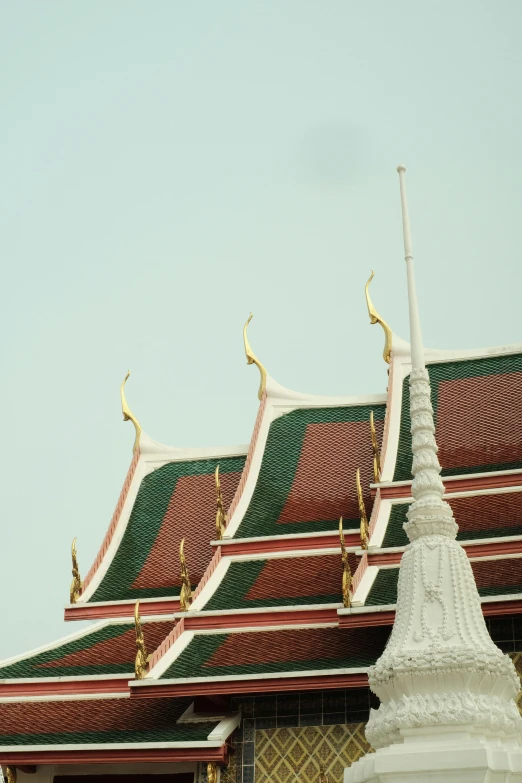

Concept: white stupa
[[345, 167, 522, 783]]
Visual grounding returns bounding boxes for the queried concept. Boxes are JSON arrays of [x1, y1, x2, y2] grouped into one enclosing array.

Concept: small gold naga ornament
[[370, 410, 381, 483], [134, 600, 149, 680], [339, 517, 352, 608], [215, 465, 227, 540], [356, 468, 370, 550], [179, 538, 192, 612], [70, 537, 82, 604], [121, 370, 142, 453], [5, 767, 17, 783], [243, 313, 268, 400], [206, 762, 218, 783], [365, 270, 393, 364], [319, 766, 329, 783]]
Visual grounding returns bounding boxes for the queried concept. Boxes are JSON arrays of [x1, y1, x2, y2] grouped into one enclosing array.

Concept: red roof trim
[[132, 672, 367, 698], [216, 531, 359, 557], [379, 471, 522, 499], [0, 679, 129, 699], [181, 607, 339, 631], [0, 746, 229, 766], [64, 598, 180, 622], [338, 598, 522, 628], [81, 449, 141, 595], [226, 393, 267, 522], [368, 538, 522, 567]]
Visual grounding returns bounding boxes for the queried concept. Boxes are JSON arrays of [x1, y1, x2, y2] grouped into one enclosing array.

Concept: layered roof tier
[[67, 436, 247, 620], [0, 694, 238, 765], [0, 616, 174, 697], [125, 342, 522, 699], [5, 316, 522, 765]]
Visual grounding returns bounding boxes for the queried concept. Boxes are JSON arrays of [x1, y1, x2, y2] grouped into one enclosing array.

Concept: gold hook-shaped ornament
[[70, 537, 82, 604], [206, 763, 218, 783], [120, 371, 142, 453], [339, 518, 352, 608], [243, 313, 268, 400], [356, 469, 370, 550], [179, 539, 192, 612], [134, 600, 149, 680], [5, 768, 16, 783], [365, 271, 392, 364], [215, 465, 227, 540], [370, 410, 382, 483]]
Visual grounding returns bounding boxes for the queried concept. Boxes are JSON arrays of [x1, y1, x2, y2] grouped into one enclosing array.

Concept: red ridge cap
[[148, 618, 185, 672], [226, 393, 267, 521], [81, 449, 141, 594]]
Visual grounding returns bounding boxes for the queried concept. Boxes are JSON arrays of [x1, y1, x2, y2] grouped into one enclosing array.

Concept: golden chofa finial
[[339, 518, 352, 608], [215, 465, 227, 540], [243, 313, 267, 400], [120, 371, 142, 453], [206, 762, 218, 783], [134, 600, 149, 680], [70, 537, 82, 604], [356, 469, 370, 550], [179, 538, 192, 612], [365, 271, 392, 364], [370, 410, 381, 483]]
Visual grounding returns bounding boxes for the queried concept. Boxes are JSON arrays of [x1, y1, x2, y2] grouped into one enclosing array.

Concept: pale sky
[[2, 1, 522, 658]]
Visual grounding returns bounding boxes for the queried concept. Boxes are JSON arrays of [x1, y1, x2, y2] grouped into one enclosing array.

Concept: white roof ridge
[[138, 432, 249, 460]]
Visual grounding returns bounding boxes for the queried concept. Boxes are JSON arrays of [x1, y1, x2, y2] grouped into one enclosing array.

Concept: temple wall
[[223, 689, 374, 783]]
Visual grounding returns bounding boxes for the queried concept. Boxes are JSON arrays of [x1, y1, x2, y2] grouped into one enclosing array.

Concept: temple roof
[[130, 625, 390, 698], [198, 552, 358, 612], [0, 694, 237, 764], [0, 617, 174, 697], [381, 342, 522, 483], [223, 386, 386, 541], [68, 438, 247, 620], [123, 341, 522, 693]]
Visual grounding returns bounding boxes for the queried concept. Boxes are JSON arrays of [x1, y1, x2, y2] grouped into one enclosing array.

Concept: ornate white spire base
[[345, 729, 522, 783]]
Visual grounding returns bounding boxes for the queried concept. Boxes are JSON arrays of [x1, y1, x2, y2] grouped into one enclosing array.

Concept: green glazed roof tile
[[90, 455, 245, 603], [234, 404, 386, 539], [393, 353, 522, 481]]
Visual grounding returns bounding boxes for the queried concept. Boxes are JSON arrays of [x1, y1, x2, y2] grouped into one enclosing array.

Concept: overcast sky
[[2, 1, 522, 658]]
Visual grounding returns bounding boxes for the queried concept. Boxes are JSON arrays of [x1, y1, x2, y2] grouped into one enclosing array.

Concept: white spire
[[397, 165, 425, 370], [345, 166, 522, 783]]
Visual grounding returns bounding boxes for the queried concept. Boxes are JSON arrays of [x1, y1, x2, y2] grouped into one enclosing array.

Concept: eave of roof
[[0, 617, 174, 698], [0, 694, 238, 764]]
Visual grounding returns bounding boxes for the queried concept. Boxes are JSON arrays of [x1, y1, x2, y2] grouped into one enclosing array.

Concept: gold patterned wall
[[255, 723, 371, 783]]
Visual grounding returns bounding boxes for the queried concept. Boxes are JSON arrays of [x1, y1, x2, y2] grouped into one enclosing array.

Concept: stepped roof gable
[[67, 426, 247, 621]]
